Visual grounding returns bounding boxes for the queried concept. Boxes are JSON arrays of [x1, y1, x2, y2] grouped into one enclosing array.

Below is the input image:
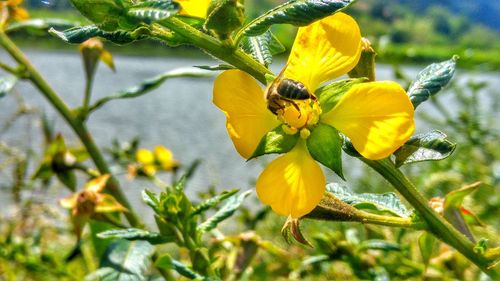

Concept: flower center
[[277, 99, 321, 136]]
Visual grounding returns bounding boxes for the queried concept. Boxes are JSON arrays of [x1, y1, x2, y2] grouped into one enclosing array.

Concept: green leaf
[[315, 78, 366, 114], [191, 189, 239, 216], [250, 125, 299, 159], [98, 228, 170, 244], [307, 123, 343, 179], [56, 170, 77, 192], [49, 25, 148, 44], [205, 0, 245, 40], [418, 232, 436, 267], [85, 240, 155, 281], [142, 189, 160, 214], [89, 67, 213, 112], [240, 31, 274, 67], [443, 182, 481, 242], [358, 240, 401, 252], [197, 190, 252, 233], [326, 183, 411, 218], [0, 75, 17, 98], [194, 64, 235, 71], [394, 130, 456, 167], [70, 0, 130, 31], [242, 0, 354, 37], [127, 0, 180, 23], [155, 255, 202, 279], [5, 18, 78, 33], [408, 56, 458, 108]]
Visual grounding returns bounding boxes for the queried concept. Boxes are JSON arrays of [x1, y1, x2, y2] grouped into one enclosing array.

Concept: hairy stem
[[0, 31, 142, 228], [362, 158, 498, 278]]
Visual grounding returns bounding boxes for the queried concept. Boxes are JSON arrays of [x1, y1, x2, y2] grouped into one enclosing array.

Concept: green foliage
[[49, 25, 148, 44], [394, 130, 456, 167], [155, 255, 202, 279], [242, 0, 353, 36], [307, 123, 343, 179], [127, 0, 180, 23], [327, 183, 411, 218], [315, 78, 366, 113], [250, 125, 299, 159], [205, 0, 245, 40], [191, 189, 239, 216], [5, 18, 78, 33], [240, 31, 285, 67], [85, 240, 155, 281], [69, 0, 131, 31], [98, 228, 168, 244], [408, 56, 458, 108]]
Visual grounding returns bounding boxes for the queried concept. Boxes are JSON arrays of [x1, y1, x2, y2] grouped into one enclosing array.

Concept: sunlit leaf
[[98, 228, 170, 244], [127, 0, 180, 23], [85, 240, 155, 281], [142, 189, 160, 214], [250, 125, 299, 159], [191, 189, 239, 216], [0, 75, 18, 98], [394, 130, 456, 167], [197, 190, 252, 233], [326, 183, 411, 218], [155, 255, 202, 279], [407, 56, 458, 108], [242, 0, 353, 36], [240, 31, 284, 67], [49, 25, 148, 44], [6, 18, 78, 33]]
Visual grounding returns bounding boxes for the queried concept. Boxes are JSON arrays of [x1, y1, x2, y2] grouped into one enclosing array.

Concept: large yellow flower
[[175, 0, 211, 18], [213, 13, 415, 218]]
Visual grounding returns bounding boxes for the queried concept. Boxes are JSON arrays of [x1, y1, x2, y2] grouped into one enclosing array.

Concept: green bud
[[348, 37, 376, 81]]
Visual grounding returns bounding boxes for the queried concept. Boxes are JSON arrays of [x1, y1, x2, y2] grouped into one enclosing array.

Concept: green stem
[[81, 75, 94, 118], [0, 31, 143, 228], [358, 210, 425, 229], [0, 61, 18, 74], [153, 17, 272, 84], [362, 158, 498, 278]]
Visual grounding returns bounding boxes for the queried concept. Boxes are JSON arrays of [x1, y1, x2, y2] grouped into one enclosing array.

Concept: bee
[[266, 67, 316, 115]]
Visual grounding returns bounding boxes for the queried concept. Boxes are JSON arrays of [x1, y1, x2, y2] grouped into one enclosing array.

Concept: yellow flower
[[175, 0, 211, 18], [60, 175, 127, 238], [213, 13, 415, 218], [134, 145, 179, 177]]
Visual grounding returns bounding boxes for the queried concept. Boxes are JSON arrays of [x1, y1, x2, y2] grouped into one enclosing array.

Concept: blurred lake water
[[1, 50, 499, 217]]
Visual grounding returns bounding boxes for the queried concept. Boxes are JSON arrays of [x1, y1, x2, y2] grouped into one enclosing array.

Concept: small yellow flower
[[60, 175, 127, 238], [213, 13, 415, 218], [134, 145, 179, 177], [0, 0, 29, 28], [175, 0, 211, 18]]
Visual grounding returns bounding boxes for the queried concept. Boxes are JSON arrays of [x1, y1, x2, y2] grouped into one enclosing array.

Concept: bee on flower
[[213, 13, 415, 218]]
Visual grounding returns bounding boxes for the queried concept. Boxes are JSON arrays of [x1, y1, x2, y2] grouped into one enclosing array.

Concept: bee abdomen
[[277, 79, 311, 100]]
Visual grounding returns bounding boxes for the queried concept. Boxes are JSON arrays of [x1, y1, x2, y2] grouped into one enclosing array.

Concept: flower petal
[[256, 141, 325, 218], [322, 81, 415, 160], [285, 12, 362, 92], [176, 0, 210, 18], [213, 70, 280, 159]]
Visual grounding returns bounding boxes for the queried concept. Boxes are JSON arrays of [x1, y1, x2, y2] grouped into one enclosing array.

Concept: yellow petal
[[60, 194, 78, 209], [136, 148, 154, 165], [85, 174, 111, 193], [154, 145, 178, 170], [95, 194, 128, 213], [213, 70, 280, 159], [285, 12, 362, 92], [321, 81, 415, 160], [256, 141, 325, 218], [176, 0, 210, 18]]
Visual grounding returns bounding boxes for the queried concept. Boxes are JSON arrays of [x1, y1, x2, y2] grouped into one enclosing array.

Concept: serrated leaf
[[85, 240, 155, 281], [315, 78, 366, 113], [242, 0, 353, 37], [197, 190, 252, 233], [326, 183, 411, 218], [89, 67, 213, 111], [408, 56, 458, 108], [307, 123, 343, 179], [98, 228, 170, 244], [250, 125, 299, 159], [194, 64, 235, 71], [70, 0, 130, 30], [6, 18, 78, 33], [0, 75, 17, 98], [418, 232, 436, 267], [155, 255, 202, 279], [358, 240, 401, 252], [394, 130, 456, 167], [241, 31, 274, 67], [127, 0, 180, 23], [49, 25, 148, 44], [191, 189, 239, 216]]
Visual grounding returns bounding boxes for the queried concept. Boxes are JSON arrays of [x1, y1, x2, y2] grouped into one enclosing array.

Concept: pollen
[[277, 99, 321, 134]]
